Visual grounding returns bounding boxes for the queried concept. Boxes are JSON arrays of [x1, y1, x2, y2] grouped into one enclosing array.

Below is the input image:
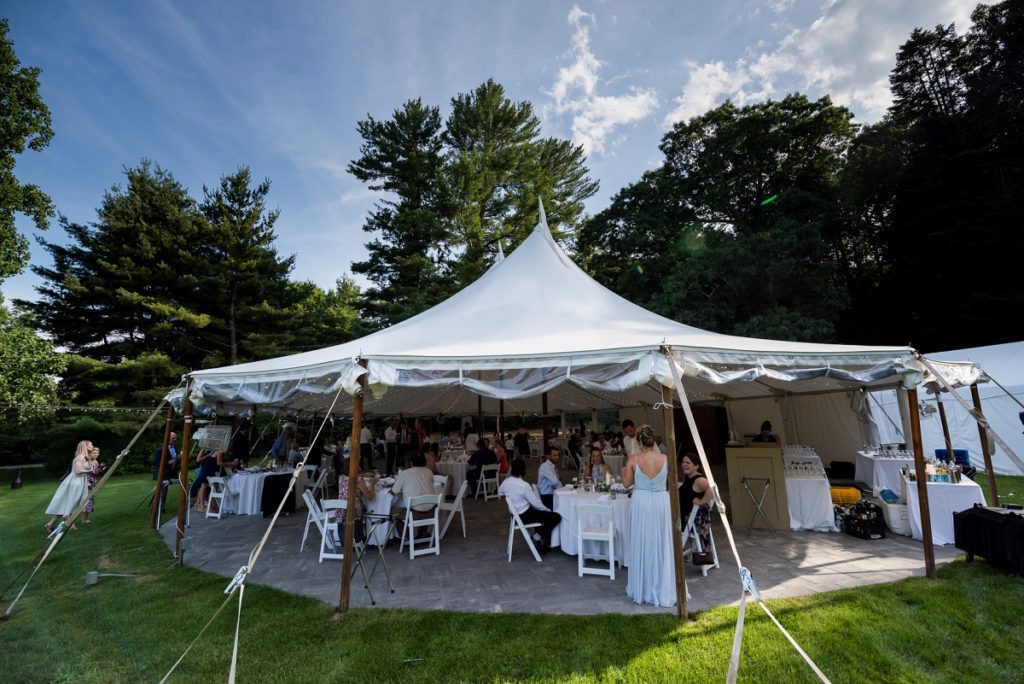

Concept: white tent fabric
[[871, 341, 1024, 475], [180, 208, 925, 417]]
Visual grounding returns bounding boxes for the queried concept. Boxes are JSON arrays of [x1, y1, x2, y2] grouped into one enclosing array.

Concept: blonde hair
[[637, 424, 656, 448], [75, 440, 93, 459]]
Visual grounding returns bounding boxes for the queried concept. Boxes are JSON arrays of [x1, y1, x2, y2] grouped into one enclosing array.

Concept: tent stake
[[970, 383, 999, 506], [339, 360, 367, 614], [175, 378, 194, 563], [662, 384, 688, 621], [907, 388, 936, 579], [150, 404, 176, 529]]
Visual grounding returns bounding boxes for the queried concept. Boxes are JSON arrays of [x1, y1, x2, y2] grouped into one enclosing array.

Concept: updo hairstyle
[[636, 424, 657, 448]]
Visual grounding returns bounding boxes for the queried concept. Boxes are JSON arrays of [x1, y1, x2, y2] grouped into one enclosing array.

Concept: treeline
[[576, 1, 1023, 350]]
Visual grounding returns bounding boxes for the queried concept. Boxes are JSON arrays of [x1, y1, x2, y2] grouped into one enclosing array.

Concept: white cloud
[[547, 5, 658, 154], [665, 0, 982, 127]]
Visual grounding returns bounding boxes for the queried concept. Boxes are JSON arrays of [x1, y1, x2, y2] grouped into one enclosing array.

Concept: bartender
[[752, 420, 777, 443]]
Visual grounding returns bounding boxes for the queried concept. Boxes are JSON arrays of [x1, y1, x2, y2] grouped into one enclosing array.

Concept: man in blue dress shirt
[[537, 446, 563, 509]]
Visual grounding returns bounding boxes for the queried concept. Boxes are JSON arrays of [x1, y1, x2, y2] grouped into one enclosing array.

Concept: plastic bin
[[878, 499, 911, 536], [830, 486, 861, 507]]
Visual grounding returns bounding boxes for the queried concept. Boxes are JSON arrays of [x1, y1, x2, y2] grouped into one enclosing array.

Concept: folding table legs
[[742, 476, 776, 538]]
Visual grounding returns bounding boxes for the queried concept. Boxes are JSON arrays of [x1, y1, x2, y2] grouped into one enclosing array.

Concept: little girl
[[82, 446, 102, 523]]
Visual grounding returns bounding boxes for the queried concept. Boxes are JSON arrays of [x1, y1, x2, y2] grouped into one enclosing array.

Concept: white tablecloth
[[364, 487, 396, 546], [783, 453, 823, 468], [784, 476, 838, 532], [552, 488, 631, 566], [222, 472, 274, 515], [436, 461, 467, 496], [903, 476, 985, 545], [856, 451, 913, 494]]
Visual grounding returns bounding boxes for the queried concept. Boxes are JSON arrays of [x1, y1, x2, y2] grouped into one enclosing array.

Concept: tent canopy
[[182, 206, 924, 418]]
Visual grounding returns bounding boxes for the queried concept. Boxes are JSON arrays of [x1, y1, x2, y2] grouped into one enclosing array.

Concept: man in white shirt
[[621, 419, 639, 456], [498, 458, 561, 552], [390, 451, 437, 516], [537, 447, 563, 509], [360, 424, 373, 471], [384, 421, 398, 475]]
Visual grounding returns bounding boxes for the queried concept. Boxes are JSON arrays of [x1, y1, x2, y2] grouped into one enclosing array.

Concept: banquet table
[[436, 460, 467, 496], [364, 486, 396, 546], [903, 475, 986, 545], [856, 450, 913, 494], [222, 471, 285, 515], [784, 474, 838, 532], [551, 488, 631, 566]]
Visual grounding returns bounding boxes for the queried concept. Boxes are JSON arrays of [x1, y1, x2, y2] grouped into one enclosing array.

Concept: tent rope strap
[[666, 351, 831, 684], [986, 373, 1024, 412], [2, 390, 176, 621], [918, 354, 1024, 475]]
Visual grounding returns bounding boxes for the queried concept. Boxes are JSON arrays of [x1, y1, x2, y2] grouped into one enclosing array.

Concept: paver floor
[[160, 467, 961, 615]]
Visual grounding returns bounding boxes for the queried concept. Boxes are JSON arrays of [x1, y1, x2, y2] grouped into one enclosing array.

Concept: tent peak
[[535, 198, 548, 234]]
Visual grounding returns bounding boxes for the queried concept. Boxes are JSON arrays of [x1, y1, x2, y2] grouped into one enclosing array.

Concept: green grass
[[2, 474, 1024, 683]]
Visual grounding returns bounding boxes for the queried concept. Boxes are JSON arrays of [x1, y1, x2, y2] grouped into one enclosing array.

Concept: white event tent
[[181, 205, 928, 435]]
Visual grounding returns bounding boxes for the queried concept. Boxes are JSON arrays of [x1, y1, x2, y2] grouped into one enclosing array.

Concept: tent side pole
[[542, 392, 549, 454], [936, 398, 955, 464], [907, 388, 937, 579], [175, 378, 194, 563], [662, 384, 687, 621], [970, 383, 999, 506], [338, 360, 367, 614], [149, 404, 176, 529], [477, 395, 483, 435], [498, 400, 504, 442]]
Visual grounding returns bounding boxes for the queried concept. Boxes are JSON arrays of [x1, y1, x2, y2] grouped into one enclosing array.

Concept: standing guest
[[494, 439, 511, 476], [537, 446, 563, 509], [622, 424, 676, 607], [288, 437, 304, 466], [621, 419, 639, 456], [82, 445, 102, 524], [384, 421, 399, 475], [152, 432, 178, 481], [498, 459, 561, 553], [337, 468, 376, 543], [359, 422, 374, 471], [438, 431, 452, 450], [416, 420, 428, 453], [401, 420, 417, 468], [333, 436, 348, 475], [44, 440, 93, 533], [231, 421, 251, 468], [271, 425, 294, 466], [654, 435, 668, 455], [678, 452, 713, 554], [466, 438, 497, 494], [752, 420, 777, 443], [585, 447, 612, 482], [464, 427, 480, 457], [306, 428, 326, 470], [513, 426, 531, 459]]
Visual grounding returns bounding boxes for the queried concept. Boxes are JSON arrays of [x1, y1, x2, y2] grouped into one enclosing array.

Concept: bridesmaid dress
[[626, 463, 677, 607]]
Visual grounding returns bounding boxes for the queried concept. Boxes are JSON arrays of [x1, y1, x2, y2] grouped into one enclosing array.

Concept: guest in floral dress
[[82, 446, 102, 523], [336, 471, 376, 542]]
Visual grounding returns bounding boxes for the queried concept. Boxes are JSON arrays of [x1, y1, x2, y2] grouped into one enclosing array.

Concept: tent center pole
[[542, 392, 549, 454], [175, 378, 194, 563], [907, 388, 936, 579], [970, 383, 999, 506], [662, 384, 688, 621], [339, 360, 368, 614], [150, 404, 176, 529]]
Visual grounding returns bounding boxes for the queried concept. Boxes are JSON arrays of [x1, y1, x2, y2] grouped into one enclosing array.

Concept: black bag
[[844, 500, 885, 540], [693, 551, 714, 566]]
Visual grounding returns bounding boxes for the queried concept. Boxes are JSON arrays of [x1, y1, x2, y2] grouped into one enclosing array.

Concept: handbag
[[692, 550, 714, 566]]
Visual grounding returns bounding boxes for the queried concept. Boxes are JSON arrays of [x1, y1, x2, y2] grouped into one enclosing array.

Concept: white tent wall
[[783, 392, 873, 466], [618, 407, 662, 433], [726, 398, 787, 444]]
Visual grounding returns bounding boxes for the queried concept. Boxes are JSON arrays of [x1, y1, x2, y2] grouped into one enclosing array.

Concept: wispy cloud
[[547, 5, 658, 155], [665, 0, 979, 127]]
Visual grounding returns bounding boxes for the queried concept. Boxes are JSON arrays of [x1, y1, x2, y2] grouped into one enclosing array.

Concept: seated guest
[[591, 433, 610, 454], [678, 452, 713, 553], [337, 469, 376, 543], [390, 451, 437, 515], [467, 438, 497, 493], [537, 446, 563, 509], [287, 437, 303, 466], [584, 447, 612, 482], [494, 440, 511, 475], [424, 445, 440, 475], [752, 420, 777, 443], [498, 458, 561, 553]]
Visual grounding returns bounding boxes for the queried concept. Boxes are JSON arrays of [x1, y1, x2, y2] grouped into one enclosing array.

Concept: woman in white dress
[[622, 425, 677, 607], [44, 440, 93, 533]]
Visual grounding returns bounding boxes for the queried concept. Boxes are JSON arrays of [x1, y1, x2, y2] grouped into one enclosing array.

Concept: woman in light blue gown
[[623, 425, 676, 607]]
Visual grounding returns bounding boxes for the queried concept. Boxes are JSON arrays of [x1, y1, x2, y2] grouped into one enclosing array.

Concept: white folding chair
[[399, 493, 442, 559], [312, 468, 332, 501], [682, 499, 720, 577], [319, 499, 345, 562], [576, 503, 616, 579], [301, 490, 332, 552], [440, 480, 469, 539], [474, 464, 499, 500], [206, 476, 227, 519], [301, 464, 318, 492], [505, 497, 542, 563]]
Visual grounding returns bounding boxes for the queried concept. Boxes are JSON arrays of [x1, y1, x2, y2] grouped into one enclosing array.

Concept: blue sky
[[5, 0, 981, 304]]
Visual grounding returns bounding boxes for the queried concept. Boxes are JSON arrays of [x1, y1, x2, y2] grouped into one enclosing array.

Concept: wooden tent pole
[[936, 397, 955, 464], [338, 360, 368, 614], [477, 394, 483, 435], [907, 388, 937, 579], [971, 383, 999, 506], [149, 404, 176, 529], [663, 384, 688, 621], [175, 378, 194, 562], [542, 392, 549, 454], [498, 400, 504, 442]]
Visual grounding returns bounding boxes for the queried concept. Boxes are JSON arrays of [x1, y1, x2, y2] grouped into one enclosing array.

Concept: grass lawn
[[2, 472, 1023, 683]]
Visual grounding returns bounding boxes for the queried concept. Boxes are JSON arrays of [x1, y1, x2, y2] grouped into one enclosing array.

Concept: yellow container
[[830, 486, 861, 507]]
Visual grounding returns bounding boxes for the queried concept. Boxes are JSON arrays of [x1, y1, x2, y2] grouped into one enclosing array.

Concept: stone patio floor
[[159, 472, 961, 615]]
